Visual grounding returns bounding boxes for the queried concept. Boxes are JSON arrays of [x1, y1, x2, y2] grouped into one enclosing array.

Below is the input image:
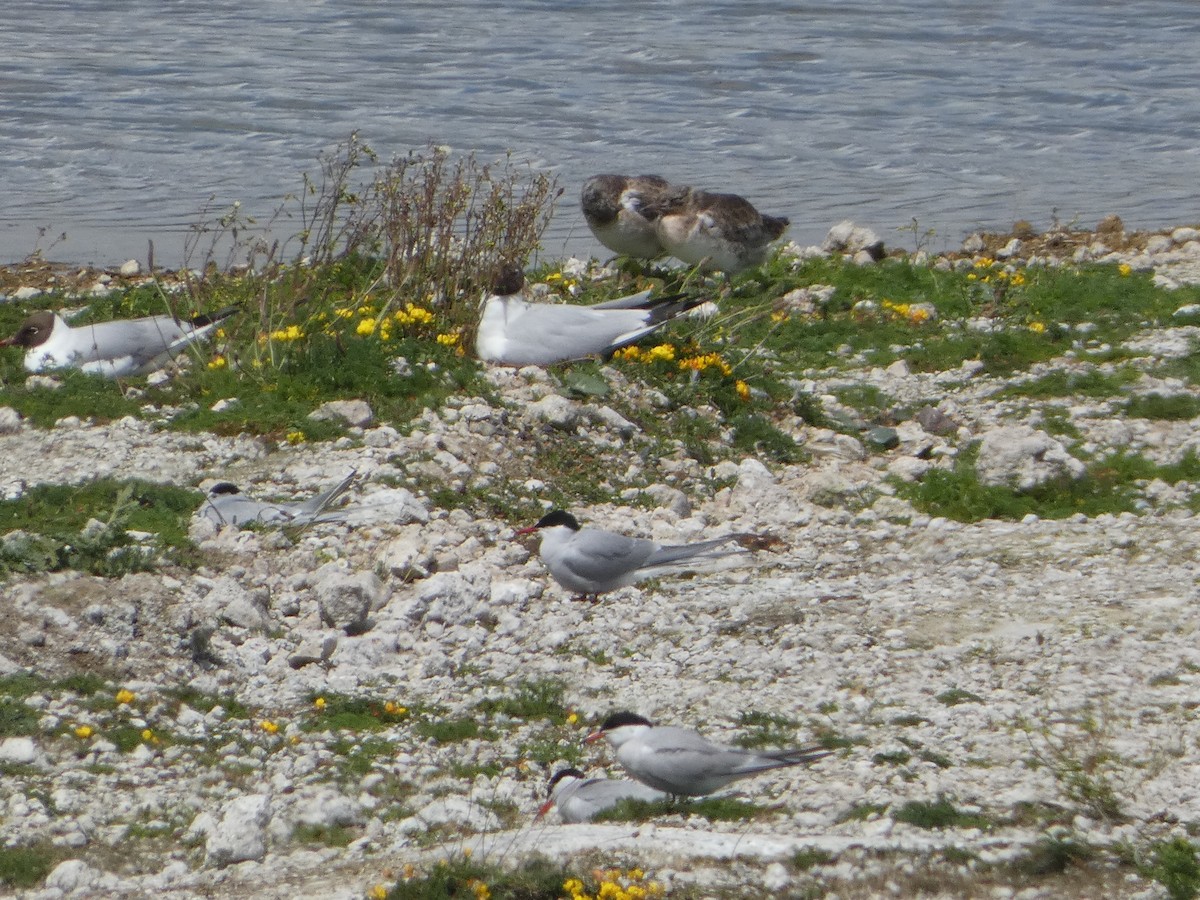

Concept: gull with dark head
[[655, 188, 789, 274], [516, 509, 751, 600], [475, 266, 705, 367], [536, 767, 666, 823], [580, 174, 690, 260], [585, 711, 830, 797], [1, 306, 238, 378]]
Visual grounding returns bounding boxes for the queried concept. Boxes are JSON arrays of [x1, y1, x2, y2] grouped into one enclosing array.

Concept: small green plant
[[1011, 833, 1095, 876], [0, 845, 61, 890], [475, 679, 568, 721], [0, 479, 199, 576], [593, 795, 773, 824], [790, 847, 834, 872], [1123, 393, 1200, 421], [382, 855, 574, 900], [893, 796, 992, 830], [836, 802, 889, 824], [414, 715, 486, 744], [936, 687, 984, 706], [1142, 837, 1200, 900], [292, 823, 356, 848]]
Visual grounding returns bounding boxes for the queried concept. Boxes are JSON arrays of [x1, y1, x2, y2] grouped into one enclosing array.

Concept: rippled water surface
[[2, 0, 1197, 265]]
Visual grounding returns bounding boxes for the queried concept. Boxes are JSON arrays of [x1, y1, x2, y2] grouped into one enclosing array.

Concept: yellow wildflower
[[628, 869, 644, 882], [401, 864, 417, 880], [770, 310, 789, 323], [973, 256, 995, 268], [385, 701, 407, 716], [313, 697, 326, 710], [207, 355, 227, 370], [141, 729, 155, 742], [615, 346, 642, 362], [1028, 321, 1046, 334], [626, 887, 647, 900], [736, 380, 751, 401], [567, 712, 579, 725], [334, 306, 355, 319], [545, 272, 562, 282], [1010, 271, 1027, 286], [368, 885, 388, 900], [468, 879, 491, 900], [115, 689, 135, 705], [966, 272, 977, 281], [645, 343, 676, 362], [215, 328, 226, 339], [1118, 262, 1132, 276], [74, 725, 93, 740], [462, 847, 472, 858], [356, 317, 377, 336], [436, 332, 461, 347], [286, 431, 306, 445], [270, 324, 304, 342], [260, 720, 279, 734]]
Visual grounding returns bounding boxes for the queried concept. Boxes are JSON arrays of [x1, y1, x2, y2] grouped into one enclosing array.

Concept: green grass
[[0, 845, 62, 890], [1142, 837, 1200, 900], [1122, 393, 1200, 421], [996, 367, 1140, 400], [302, 693, 410, 732], [893, 797, 992, 830], [384, 856, 575, 900], [894, 446, 1200, 523], [0, 479, 200, 576], [413, 715, 488, 744], [475, 679, 568, 722], [936, 688, 985, 707], [161, 686, 250, 719], [734, 710, 800, 750]]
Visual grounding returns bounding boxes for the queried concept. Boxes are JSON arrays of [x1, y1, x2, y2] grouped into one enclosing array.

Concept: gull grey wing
[[643, 534, 749, 567], [558, 529, 658, 583], [75, 316, 190, 365], [295, 470, 358, 516], [499, 303, 660, 364]]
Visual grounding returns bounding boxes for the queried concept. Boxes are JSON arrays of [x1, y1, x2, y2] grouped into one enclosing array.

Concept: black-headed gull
[[1, 306, 238, 377], [536, 767, 666, 823], [197, 470, 357, 529], [580, 174, 690, 260], [585, 711, 830, 797], [655, 188, 789, 274], [516, 509, 751, 599], [475, 268, 704, 367]]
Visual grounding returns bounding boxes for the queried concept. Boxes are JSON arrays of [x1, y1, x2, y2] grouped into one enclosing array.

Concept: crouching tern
[[536, 767, 666, 823], [516, 509, 752, 599], [585, 711, 830, 797], [198, 470, 358, 529], [475, 266, 706, 367], [1, 306, 238, 377]]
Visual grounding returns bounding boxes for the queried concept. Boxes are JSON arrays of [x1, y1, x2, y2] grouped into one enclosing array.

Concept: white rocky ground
[[3, 226, 1200, 898]]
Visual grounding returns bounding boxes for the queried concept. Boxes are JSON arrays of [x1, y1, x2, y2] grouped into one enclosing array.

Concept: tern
[[475, 267, 705, 367], [655, 188, 789, 274], [536, 768, 666, 823], [585, 711, 830, 797], [1, 306, 239, 377], [516, 509, 751, 599], [580, 174, 690, 260], [197, 470, 358, 529]]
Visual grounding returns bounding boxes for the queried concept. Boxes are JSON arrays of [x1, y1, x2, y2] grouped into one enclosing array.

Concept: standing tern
[[516, 509, 752, 599], [1, 306, 239, 377], [536, 767, 666, 823], [585, 711, 830, 797], [197, 470, 358, 529], [475, 267, 706, 367], [654, 188, 790, 274], [580, 174, 690, 260]]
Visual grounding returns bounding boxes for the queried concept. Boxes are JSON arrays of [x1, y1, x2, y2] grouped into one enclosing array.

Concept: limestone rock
[[203, 794, 272, 867], [974, 425, 1085, 490]]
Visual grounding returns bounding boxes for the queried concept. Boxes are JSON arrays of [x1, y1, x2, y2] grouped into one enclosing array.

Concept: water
[[2, 0, 1197, 267]]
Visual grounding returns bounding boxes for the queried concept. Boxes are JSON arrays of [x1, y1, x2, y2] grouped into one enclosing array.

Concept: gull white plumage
[[585, 711, 830, 797], [580, 174, 690, 260], [197, 471, 358, 529], [655, 188, 790, 274], [536, 767, 666, 823], [475, 267, 705, 367], [1, 306, 238, 377], [516, 510, 750, 598]]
